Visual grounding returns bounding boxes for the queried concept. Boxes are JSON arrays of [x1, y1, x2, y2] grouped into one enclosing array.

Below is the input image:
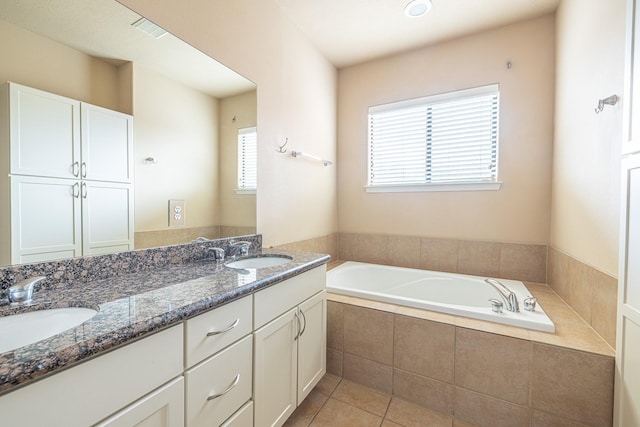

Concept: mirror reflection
[[0, 0, 257, 266]]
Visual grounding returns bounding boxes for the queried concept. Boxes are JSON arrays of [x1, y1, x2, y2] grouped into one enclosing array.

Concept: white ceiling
[[0, 0, 256, 98], [0, 0, 560, 94], [274, 0, 560, 67]]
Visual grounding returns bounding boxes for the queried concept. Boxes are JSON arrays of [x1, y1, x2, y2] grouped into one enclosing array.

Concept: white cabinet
[[0, 82, 134, 264], [0, 325, 184, 427], [253, 266, 327, 427]]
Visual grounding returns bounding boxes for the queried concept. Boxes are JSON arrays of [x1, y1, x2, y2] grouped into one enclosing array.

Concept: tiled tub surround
[[0, 236, 329, 394], [338, 233, 547, 284], [326, 266, 615, 427], [548, 246, 618, 348]]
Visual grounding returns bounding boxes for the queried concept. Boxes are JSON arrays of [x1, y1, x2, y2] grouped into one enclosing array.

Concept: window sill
[[236, 188, 256, 195], [364, 181, 502, 193]]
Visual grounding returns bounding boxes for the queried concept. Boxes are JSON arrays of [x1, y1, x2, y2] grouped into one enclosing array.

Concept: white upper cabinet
[[4, 82, 133, 183], [7, 83, 81, 178], [81, 103, 133, 183]]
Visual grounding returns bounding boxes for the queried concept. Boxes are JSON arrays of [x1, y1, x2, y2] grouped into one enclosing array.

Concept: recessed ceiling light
[[132, 17, 168, 39], [404, 0, 432, 18]]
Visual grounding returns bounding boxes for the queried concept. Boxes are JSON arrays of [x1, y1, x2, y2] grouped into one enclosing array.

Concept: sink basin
[[0, 307, 98, 353], [225, 255, 293, 269]]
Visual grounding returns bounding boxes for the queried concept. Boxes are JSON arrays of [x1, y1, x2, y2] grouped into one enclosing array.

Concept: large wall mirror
[[0, 0, 257, 266]]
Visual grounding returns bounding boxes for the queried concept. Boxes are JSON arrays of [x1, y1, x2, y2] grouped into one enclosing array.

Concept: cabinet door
[[297, 291, 327, 404], [10, 175, 81, 264], [82, 181, 134, 256], [96, 377, 184, 427], [81, 103, 133, 183], [8, 83, 80, 179], [254, 308, 298, 427]]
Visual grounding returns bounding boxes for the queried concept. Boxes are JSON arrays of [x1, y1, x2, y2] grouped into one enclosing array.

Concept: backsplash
[[338, 232, 547, 283], [0, 234, 261, 295]]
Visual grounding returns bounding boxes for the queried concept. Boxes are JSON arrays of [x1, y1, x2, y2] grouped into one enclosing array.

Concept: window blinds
[[368, 85, 499, 188], [237, 127, 257, 190]]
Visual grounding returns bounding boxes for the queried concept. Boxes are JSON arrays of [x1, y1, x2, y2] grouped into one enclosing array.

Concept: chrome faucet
[[229, 241, 251, 257], [208, 247, 226, 261], [7, 276, 46, 304], [485, 278, 519, 312]]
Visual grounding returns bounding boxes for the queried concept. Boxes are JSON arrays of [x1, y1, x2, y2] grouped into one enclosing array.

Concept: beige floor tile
[[284, 389, 329, 427], [531, 410, 593, 427], [314, 373, 342, 396], [453, 419, 479, 427], [385, 397, 452, 427], [310, 398, 383, 427], [331, 379, 391, 416], [381, 420, 403, 427]]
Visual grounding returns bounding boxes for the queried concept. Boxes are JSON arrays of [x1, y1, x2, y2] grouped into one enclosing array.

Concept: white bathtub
[[327, 261, 555, 332]]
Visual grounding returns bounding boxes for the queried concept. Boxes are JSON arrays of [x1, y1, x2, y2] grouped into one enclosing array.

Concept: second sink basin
[[0, 307, 98, 353], [225, 255, 293, 269]]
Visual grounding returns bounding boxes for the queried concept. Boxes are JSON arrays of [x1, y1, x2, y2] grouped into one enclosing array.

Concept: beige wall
[[219, 90, 257, 229], [119, 0, 338, 248], [337, 15, 555, 245], [0, 19, 122, 111], [133, 64, 220, 232], [551, 0, 626, 276]]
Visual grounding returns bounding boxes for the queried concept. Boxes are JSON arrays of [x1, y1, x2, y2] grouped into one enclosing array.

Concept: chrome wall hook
[[276, 138, 288, 153], [595, 95, 618, 113]]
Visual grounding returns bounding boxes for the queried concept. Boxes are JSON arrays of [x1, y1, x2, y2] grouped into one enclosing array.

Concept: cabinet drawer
[[221, 401, 253, 427], [254, 266, 326, 329], [185, 295, 252, 367], [185, 335, 252, 427]]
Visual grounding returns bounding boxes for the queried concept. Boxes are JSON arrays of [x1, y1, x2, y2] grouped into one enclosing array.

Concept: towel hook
[[276, 137, 288, 153], [595, 95, 618, 114]]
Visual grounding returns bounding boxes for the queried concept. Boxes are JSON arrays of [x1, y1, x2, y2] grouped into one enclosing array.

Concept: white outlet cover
[[168, 199, 185, 227]]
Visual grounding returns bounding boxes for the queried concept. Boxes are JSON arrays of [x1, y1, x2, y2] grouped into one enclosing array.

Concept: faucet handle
[[523, 296, 537, 312], [208, 247, 226, 261], [231, 241, 252, 256], [8, 276, 46, 304], [488, 298, 504, 313]]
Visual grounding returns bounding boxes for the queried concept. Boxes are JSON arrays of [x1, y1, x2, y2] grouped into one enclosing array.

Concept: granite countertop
[[0, 249, 330, 395]]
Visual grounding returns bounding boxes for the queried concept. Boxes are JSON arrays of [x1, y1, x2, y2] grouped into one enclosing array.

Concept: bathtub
[[327, 261, 555, 332]]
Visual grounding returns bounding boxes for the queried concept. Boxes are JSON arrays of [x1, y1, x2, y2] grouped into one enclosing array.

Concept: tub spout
[[484, 278, 519, 312]]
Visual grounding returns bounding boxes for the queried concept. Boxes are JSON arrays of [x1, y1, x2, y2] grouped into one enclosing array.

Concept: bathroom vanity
[[0, 246, 329, 427]]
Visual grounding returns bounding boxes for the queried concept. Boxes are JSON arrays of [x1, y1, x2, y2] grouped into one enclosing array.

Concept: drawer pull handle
[[206, 318, 240, 336], [294, 312, 301, 340], [207, 374, 240, 401], [299, 309, 307, 337]]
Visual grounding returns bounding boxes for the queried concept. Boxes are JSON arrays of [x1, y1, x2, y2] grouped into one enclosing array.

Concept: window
[[366, 84, 501, 192], [237, 127, 257, 193]]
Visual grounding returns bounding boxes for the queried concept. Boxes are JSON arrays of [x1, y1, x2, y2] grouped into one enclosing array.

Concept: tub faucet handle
[[524, 296, 537, 312], [488, 298, 504, 313]]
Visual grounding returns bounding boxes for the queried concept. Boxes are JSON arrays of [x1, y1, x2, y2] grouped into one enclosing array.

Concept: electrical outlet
[[168, 199, 185, 227]]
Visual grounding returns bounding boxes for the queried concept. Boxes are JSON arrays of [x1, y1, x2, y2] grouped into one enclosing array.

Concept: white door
[[10, 175, 81, 264], [81, 103, 133, 183], [297, 291, 326, 404], [81, 181, 134, 256], [615, 154, 640, 426], [8, 83, 80, 179], [253, 307, 298, 427]]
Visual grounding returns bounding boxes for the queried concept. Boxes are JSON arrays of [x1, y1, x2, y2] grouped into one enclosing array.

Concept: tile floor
[[283, 373, 472, 427]]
